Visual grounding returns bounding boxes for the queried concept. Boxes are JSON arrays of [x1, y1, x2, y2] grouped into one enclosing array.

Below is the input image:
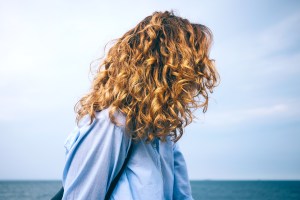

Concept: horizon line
[[0, 179, 299, 181]]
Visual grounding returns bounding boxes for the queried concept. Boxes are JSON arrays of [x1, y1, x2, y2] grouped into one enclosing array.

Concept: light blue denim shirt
[[61, 106, 194, 200]]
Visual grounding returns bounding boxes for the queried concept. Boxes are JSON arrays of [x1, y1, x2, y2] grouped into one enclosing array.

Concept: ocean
[[0, 180, 299, 200]]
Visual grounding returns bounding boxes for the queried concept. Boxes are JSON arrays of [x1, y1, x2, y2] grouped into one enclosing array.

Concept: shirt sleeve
[[172, 142, 194, 200], [61, 114, 131, 200]]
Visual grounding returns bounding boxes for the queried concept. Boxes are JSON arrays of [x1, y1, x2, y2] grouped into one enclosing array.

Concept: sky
[[0, 0, 299, 180]]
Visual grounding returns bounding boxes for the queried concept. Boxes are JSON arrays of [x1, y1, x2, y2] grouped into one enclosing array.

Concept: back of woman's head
[[75, 10, 220, 142]]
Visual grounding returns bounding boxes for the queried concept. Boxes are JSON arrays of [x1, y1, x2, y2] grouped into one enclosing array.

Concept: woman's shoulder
[[78, 106, 126, 129], [64, 106, 128, 155], [95, 106, 127, 128]]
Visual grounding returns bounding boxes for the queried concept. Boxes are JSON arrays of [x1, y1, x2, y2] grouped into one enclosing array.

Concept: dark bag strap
[[51, 141, 133, 200], [104, 140, 133, 200], [51, 187, 64, 200]]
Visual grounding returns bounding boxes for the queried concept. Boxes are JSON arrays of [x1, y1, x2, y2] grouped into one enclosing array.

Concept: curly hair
[[74, 10, 220, 143]]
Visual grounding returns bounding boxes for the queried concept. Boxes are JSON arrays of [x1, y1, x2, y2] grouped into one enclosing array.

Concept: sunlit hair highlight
[[75, 10, 220, 143]]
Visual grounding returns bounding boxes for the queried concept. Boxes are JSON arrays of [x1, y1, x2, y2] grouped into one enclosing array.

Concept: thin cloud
[[199, 101, 300, 127]]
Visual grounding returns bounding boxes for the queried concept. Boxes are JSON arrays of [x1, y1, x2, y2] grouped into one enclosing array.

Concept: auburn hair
[[74, 10, 220, 143]]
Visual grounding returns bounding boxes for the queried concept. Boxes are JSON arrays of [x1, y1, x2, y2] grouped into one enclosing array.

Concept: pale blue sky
[[0, 0, 299, 180]]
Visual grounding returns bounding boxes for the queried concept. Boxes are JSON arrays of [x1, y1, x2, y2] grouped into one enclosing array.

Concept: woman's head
[[75, 10, 220, 142]]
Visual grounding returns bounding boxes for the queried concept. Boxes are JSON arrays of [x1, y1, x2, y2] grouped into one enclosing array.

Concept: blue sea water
[[191, 180, 300, 200], [0, 180, 299, 200]]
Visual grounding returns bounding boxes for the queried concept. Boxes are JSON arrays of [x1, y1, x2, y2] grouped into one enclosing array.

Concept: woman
[[61, 10, 220, 200]]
